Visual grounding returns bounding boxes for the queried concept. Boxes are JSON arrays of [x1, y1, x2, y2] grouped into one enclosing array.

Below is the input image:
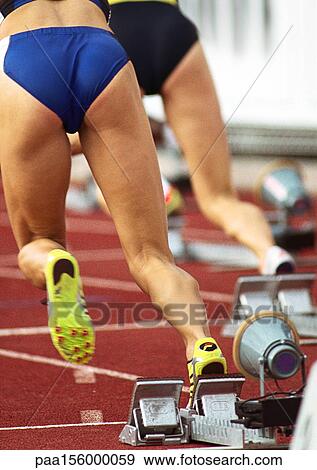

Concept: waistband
[[7, 26, 114, 42]]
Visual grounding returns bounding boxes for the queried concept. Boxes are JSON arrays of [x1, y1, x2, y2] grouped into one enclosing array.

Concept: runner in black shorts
[[107, 0, 295, 275]]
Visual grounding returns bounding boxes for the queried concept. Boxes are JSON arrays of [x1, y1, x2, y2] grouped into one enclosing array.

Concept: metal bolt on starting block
[[180, 375, 278, 449], [119, 378, 190, 446], [221, 273, 317, 338]]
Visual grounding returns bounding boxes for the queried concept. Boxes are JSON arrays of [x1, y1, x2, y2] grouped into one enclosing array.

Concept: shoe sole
[[47, 254, 95, 364]]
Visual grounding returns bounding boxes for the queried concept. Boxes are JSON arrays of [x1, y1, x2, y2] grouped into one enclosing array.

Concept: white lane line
[[82, 275, 142, 293], [0, 348, 139, 382], [184, 227, 229, 241], [0, 421, 125, 432], [0, 210, 225, 240], [0, 210, 225, 241], [0, 348, 190, 394], [0, 249, 124, 268], [299, 339, 317, 346], [0, 267, 233, 303], [0, 212, 117, 235], [80, 410, 103, 423], [0, 253, 18, 265], [201, 290, 233, 303], [82, 276, 233, 303], [74, 369, 96, 384], [0, 267, 140, 294], [0, 326, 50, 337], [66, 217, 116, 235], [64, 215, 224, 241], [0, 267, 24, 280], [0, 322, 170, 337], [75, 248, 124, 262]]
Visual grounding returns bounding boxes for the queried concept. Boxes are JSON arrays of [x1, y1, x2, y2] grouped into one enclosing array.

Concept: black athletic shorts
[[110, 1, 199, 95]]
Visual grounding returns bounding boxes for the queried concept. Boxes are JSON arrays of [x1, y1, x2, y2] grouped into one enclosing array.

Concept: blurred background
[[182, 0, 317, 128], [144, 0, 317, 190]]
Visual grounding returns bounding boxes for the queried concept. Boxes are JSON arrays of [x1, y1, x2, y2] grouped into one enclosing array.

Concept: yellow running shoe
[[162, 176, 184, 216], [45, 249, 95, 364], [187, 337, 227, 406]]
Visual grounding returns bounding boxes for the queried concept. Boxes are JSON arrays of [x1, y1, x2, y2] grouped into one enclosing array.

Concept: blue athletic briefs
[[0, 26, 129, 132]]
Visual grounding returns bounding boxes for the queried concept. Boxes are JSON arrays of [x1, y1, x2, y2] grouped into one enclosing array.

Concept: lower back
[[0, 0, 109, 39]]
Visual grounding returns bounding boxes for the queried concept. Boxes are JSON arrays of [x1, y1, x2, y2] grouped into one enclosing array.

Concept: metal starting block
[[167, 215, 258, 268], [180, 375, 279, 448], [222, 273, 317, 338], [119, 378, 189, 446], [120, 375, 302, 448]]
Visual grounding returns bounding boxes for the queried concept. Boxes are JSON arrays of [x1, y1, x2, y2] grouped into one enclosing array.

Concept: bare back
[[0, 0, 110, 38]]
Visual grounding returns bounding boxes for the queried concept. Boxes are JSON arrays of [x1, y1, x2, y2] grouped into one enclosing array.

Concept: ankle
[[185, 335, 213, 361]]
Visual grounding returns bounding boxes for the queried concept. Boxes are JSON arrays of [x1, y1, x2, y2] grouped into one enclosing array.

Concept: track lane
[[1, 192, 317, 449]]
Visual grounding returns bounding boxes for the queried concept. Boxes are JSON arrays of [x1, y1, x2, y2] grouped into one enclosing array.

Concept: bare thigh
[[162, 42, 233, 202], [0, 71, 71, 250], [79, 63, 172, 280]]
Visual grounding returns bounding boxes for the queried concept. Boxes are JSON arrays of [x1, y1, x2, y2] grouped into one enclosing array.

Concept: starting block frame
[[119, 378, 190, 446], [120, 375, 291, 449], [222, 273, 317, 338]]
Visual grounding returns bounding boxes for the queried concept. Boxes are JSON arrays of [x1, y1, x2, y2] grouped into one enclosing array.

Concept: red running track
[[0, 191, 317, 450]]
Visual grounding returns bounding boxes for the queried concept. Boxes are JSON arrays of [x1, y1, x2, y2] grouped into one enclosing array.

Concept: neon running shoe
[[162, 175, 184, 216], [187, 337, 227, 406], [45, 249, 95, 364]]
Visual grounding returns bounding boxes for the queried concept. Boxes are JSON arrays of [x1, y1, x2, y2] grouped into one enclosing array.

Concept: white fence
[[180, 0, 317, 129]]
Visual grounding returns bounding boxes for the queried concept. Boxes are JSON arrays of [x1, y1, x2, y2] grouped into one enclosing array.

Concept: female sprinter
[[107, 0, 295, 275], [0, 0, 226, 400]]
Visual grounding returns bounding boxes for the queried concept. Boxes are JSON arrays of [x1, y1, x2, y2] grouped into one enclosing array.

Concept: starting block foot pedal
[[119, 378, 189, 446], [181, 374, 249, 448], [276, 274, 317, 337], [181, 374, 286, 449], [221, 274, 317, 338]]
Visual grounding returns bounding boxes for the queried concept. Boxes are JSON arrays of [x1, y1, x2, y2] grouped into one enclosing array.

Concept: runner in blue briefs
[[0, 0, 226, 393]]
